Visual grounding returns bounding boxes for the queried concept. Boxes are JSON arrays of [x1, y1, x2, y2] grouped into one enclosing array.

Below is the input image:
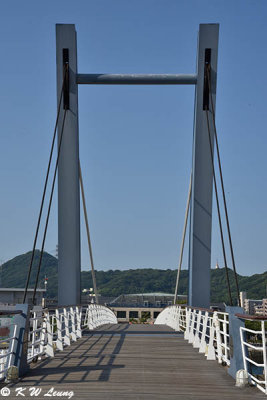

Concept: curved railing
[[236, 313, 267, 394], [29, 304, 117, 359], [0, 310, 21, 380], [155, 305, 230, 365], [0, 304, 117, 380], [86, 304, 118, 329]]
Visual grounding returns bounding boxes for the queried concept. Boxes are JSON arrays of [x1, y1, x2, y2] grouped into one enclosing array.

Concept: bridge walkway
[[6, 324, 265, 399]]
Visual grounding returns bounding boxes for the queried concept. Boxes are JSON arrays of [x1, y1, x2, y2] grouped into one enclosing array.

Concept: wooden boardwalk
[[5, 324, 266, 399]]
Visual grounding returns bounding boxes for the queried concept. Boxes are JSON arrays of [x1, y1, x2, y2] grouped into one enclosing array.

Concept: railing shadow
[[13, 325, 127, 386]]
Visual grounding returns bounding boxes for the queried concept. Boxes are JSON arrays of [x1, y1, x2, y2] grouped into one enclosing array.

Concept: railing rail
[[26, 304, 117, 359], [155, 305, 230, 366], [237, 314, 267, 394], [0, 310, 22, 380], [0, 304, 117, 380], [0, 324, 17, 379]]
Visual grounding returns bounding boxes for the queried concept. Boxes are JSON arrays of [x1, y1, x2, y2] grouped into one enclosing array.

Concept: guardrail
[[155, 305, 230, 366], [0, 304, 117, 380], [27, 304, 117, 359], [0, 323, 18, 379], [0, 310, 22, 380], [236, 313, 267, 394]]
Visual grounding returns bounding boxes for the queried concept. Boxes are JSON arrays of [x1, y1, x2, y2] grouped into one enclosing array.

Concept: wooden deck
[[5, 324, 266, 399]]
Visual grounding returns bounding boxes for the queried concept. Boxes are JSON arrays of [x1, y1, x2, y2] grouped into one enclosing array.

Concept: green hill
[[1, 250, 58, 298], [0, 251, 266, 304]]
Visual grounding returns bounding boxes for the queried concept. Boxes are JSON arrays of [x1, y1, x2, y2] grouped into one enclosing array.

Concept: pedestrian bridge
[[1, 305, 267, 399], [3, 324, 264, 399]]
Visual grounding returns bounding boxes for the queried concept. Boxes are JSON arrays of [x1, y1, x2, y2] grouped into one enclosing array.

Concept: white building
[[240, 291, 247, 308], [243, 298, 262, 315], [0, 288, 45, 306]]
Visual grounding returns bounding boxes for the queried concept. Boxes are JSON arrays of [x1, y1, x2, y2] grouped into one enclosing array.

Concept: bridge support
[[54, 23, 219, 308], [56, 24, 81, 306], [189, 24, 219, 308]]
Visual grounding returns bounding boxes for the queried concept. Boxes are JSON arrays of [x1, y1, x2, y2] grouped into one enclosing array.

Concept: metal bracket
[[203, 48, 211, 110], [63, 48, 69, 110]]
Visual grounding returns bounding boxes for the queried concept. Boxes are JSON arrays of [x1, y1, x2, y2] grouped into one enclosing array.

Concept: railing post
[[39, 314, 46, 356], [222, 313, 228, 362], [63, 307, 71, 346], [6, 304, 30, 378], [184, 307, 190, 340], [175, 306, 181, 331], [214, 312, 222, 364], [193, 310, 202, 348], [261, 321, 267, 394], [56, 309, 63, 351], [189, 309, 196, 343], [88, 305, 93, 330], [44, 311, 54, 357], [206, 314, 216, 360], [84, 306, 89, 329], [70, 307, 77, 341], [31, 311, 37, 359], [76, 306, 82, 338], [199, 311, 209, 353], [32, 306, 43, 359]]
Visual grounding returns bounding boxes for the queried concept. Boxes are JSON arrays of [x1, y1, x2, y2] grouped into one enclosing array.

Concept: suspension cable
[[79, 161, 99, 304], [205, 108, 233, 306], [23, 68, 68, 303], [32, 109, 67, 304], [173, 173, 192, 304], [206, 67, 241, 306]]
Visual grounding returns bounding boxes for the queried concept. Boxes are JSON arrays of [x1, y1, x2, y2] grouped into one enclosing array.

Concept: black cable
[[23, 68, 67, 303], [79, 162, 99, 304], [32, 109, 67, 304], [205, 108, 233, 306], [206, 66, 241, 306]]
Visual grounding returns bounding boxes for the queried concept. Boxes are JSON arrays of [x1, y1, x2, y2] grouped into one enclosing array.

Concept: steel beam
[[56, 24, 81, 306], [77, 73, 197, 85], [188, 24, 219, 308]]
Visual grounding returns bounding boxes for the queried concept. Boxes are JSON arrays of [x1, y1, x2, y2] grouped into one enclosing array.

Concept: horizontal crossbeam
[[76, 73, 197, 85]]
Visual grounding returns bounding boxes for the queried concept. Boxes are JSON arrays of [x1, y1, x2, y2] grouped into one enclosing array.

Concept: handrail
[[236, 313, 267, 321], [0, 304, 117, 381], [155, 305, 230, 366], [239, 316, 267, 394], [0, 310, 22, 316]]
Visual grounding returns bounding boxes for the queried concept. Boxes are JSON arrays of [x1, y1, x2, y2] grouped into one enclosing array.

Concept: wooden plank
[[4, 324, 265, 399]]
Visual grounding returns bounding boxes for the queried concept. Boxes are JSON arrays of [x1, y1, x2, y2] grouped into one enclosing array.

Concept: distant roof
[[0, 288, 45, 292], [245, 299, 262, 302], [124, 293, 176, 297]]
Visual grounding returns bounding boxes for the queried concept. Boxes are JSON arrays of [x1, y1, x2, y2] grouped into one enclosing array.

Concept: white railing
[[0, 303, 117, 380], [155, 305, 230, 366], [0, 323, 17, 379], [27, 304, 117, 361], [239, 315, 267, 394], [28, 307, 47, 362], [87, 304, 117, 329]]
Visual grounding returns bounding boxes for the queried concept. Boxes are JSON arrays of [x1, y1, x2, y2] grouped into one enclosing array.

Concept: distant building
[[107, 293, 187, 323], [109, 293, 186, 308], [254, 299, 267, 316], [240, 291, 247, 308], [244, 298, 262, 315], [0, 288, 45, 306]]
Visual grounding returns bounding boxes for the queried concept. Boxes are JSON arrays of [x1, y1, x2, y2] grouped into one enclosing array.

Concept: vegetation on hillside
[[1, 251, 58, 297], [0, 251, 266, 304]]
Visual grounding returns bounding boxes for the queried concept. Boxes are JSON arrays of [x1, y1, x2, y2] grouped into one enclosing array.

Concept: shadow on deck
[[5, 324, 266, 399]]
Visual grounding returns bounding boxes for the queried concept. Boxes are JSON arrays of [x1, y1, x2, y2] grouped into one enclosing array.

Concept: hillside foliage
[[0, 251, 266, 304]]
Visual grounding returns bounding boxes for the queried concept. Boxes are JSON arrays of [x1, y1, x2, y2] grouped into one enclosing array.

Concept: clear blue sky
[[0, 0, 266, 276]]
